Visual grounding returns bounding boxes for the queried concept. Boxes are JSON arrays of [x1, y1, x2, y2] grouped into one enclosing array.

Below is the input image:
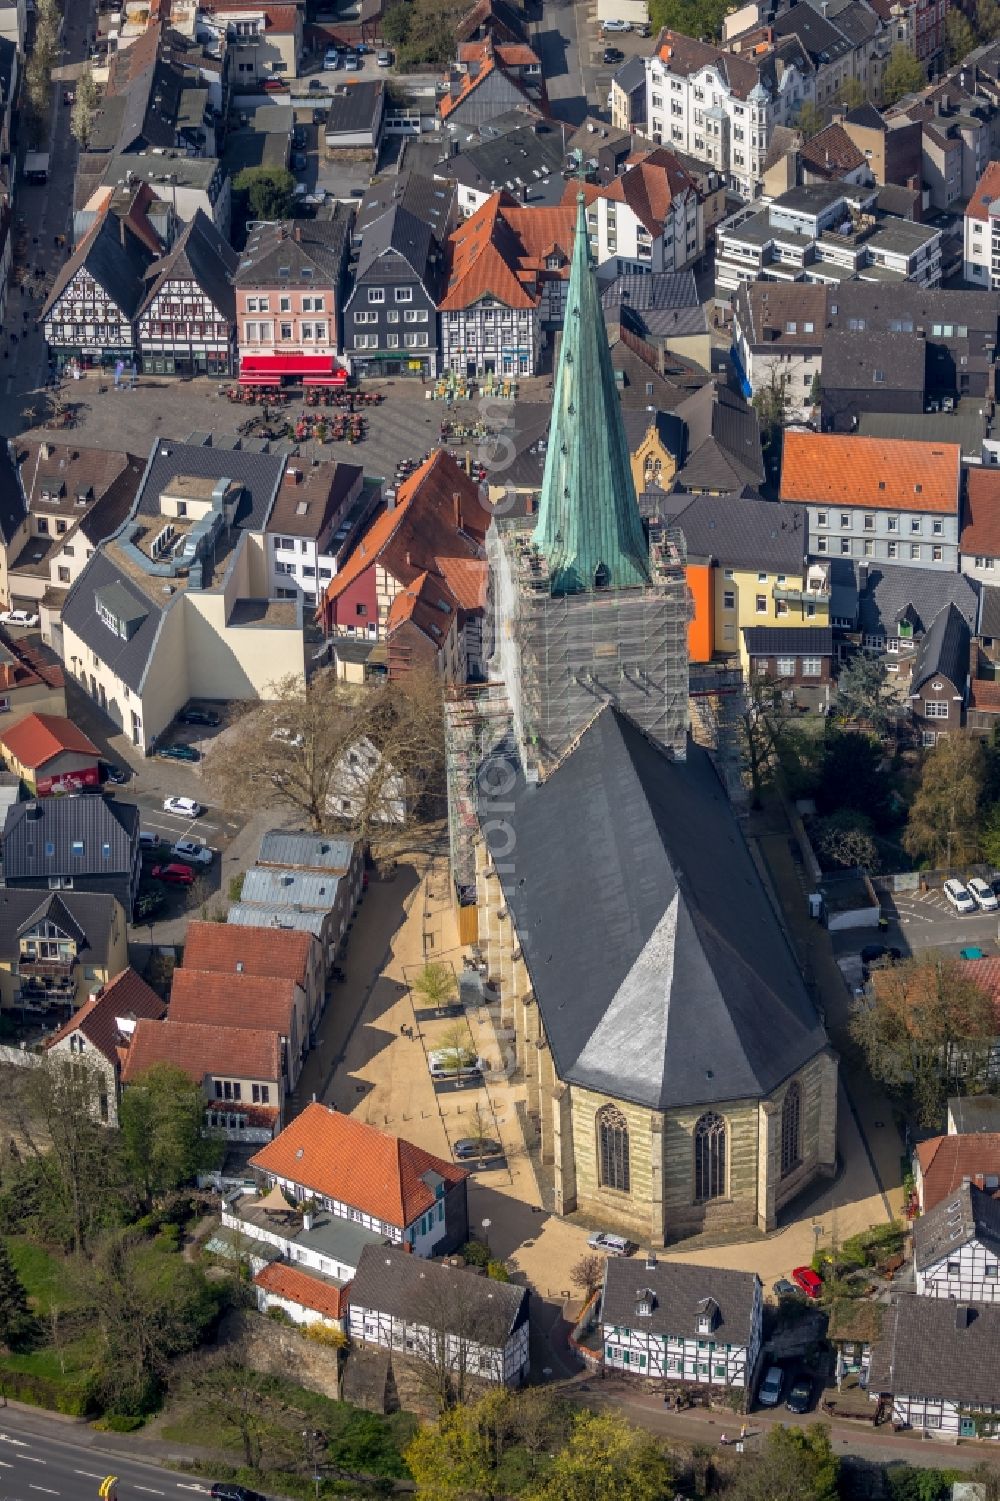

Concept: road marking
[[29, 1486, 58, 1494], [22, 1456, 47, 1463], [0, 1459, 14, 1467], [176, 1485, 210, 1493], [74, 1473, 106, 1481], [135, 1488, 164, 1495], [0, 1437, 28, 1447]]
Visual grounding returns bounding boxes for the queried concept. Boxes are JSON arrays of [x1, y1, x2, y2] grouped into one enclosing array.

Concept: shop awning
[[303, 373, 348, 386], [240, 353, 344, 377], [238, 374, 282, 386]]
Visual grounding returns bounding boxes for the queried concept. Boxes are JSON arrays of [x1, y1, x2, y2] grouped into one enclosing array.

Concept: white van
[[428, 1048, 485, 1079]]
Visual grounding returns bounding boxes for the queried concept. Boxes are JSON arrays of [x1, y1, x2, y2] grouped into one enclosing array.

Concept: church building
[[458, 195, 838, 1244]]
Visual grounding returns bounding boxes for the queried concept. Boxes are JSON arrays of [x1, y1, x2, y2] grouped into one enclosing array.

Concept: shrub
[[486, 1261, 509, 1283], [96, 1413, 146, 1433], [461, 1240, 490, 1268], [304, 1321, 347, 1349], [266, 1305, 293, 1325], [155, 1224, 181, 1252]]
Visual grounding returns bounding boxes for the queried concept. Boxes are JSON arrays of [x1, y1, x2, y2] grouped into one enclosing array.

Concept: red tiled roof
[[967, 161, 1000, 223], [387, 570, 458, 643], [253, 1262, 350, 1321], [969, 678, 1000, 712], [0, 712, 99, 770], [436, 555, 488, 612], [780, 433, 961, 515], [916, 1133, 1000, 1212], [169, 968, 299, 1035], [440, 54, 498, 119], [440, 193, 574, 312], [457, 39, 538, 66], [962, 467, 1000, 559], [0, 631, 64, 695], [122, 1018, 283, 1085], [248, 1101, 467, 1230], [799, 123, 866, 176], [182, 920, 315, 982], [45, 968, 166, 1065], [568, 150, 698, 237]]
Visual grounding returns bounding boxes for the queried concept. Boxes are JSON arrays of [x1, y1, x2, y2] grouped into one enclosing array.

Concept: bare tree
[[204, 669, 445, 846], [569, 1254, 605, 1300], [407, 1269, 511, 1411]]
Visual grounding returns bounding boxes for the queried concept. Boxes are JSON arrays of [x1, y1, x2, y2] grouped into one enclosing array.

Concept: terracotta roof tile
[[249, 1101, 467, 1229], [436, 554, 488, 612], [569, 150, 698, 237], [440, 193, 574, 312], [962, 467, 1000, 559], [967, 161, 1000, 223], [780, 433, 961, 515], [169, 968, 299, 1035], [182, 920, 315, 981], [799, 123, 866, 175], [0, 713, 99, 770], [45, 967, 166, 1065], [0, 631, 64, 695], [969, 678, 1000, 711], [253, 1262, 351, 1320], [916, 1133, 1000, 1212], [122, 1018, 283, 1084]]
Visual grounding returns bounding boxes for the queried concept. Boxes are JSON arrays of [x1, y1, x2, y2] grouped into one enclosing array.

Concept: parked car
[[943, 877, 976, 914], [178, 707, 220, 727], [771, 1278, 799, 1298], [587, 1231, 635, 1256], [791, 1266, 823, 1299], [454, 1137, 503, 1161], [376, 48, 393, 66], [601, 17, 631, 30], [133, 890, 166, 921], [291, 152, 308, 171], [172, 838, 214, 866], [785, 1373, 813, 1414], [428, 1048, 484, 1079], [292, 125, 307, 147], [968, 877, 998, 912], [304, 189, 327, 205], [163, 796, 203, 818], [603, 45, 625, 61], [960, 945, 986, 960], [210, 1487, 267, 1501], [100, 761, 129, 785], [323, 47, 340, 68], [263, 76, 288, 91], [151, 862, 195, 886], [343, 54, 362, 70], [155, 743, 201, 762], [308, 78, 326, 90], [758, 1365, 784, 1406], [0, 608, 40, 628], [139, 831, 162, 853], [860, 943, 902, 965]]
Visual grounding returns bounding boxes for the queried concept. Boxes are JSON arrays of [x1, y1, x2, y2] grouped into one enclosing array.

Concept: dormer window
[[634, 1289, 656, 1317]]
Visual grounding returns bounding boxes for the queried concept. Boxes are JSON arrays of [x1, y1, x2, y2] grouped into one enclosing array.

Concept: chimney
[[41, 441, 53, 461], [303, 1210, 314, 1231], [25, 801, 43, 820], [452, 491, 462, 527], [294, 224, 302, 243], [857, 560, 869, 590], [955, 1304, 973, 1330], [284, 467, 301, 485]]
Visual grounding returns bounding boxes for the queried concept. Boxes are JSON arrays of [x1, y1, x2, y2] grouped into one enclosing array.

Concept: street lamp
[[481, 1217, 491, 1253]]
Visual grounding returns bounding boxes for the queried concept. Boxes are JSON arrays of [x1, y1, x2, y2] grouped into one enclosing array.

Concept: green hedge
[[0, 1368, 94, 1416]]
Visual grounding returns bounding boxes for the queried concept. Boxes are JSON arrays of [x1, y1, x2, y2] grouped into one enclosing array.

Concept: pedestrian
[[720, 1433, 728, 1447]]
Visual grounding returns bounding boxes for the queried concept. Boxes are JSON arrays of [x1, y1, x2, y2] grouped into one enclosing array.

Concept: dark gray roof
[[980, 586, 1000, 641], [0, 888, 119, 963], [948, 1095, 1000, 1133], [910, 603, 970, 694], [355, 172, 455, 241], [602, 271, 706, 341], [665, 492, 807, 571], [601, 1258, 760, 1345], [447, 121, 571, 202], [912, 1181, 1000, 1272], [485, 709, 829, 1111], [353, 204, 438, 294], [44, 210, 154, 324], [612, 54, 646, 93], [674, 384, 764, 492], [138, 209, 237, 322], [60, 550, 161, 694], [324, 79, 384, 136], [2, 797, 139, 882], [349, 1245, 527, 1342], [827, 281, 1000, 338], [856, 563, 979, 640], [0, 439, 27, 546], [821, 329, 926, 394], [869, 1296, 1000, 1406], [742, 626, 834, 656], [236, 211, 353, 293], [845, 102, 885, 132], [135, 436, 285, 533]]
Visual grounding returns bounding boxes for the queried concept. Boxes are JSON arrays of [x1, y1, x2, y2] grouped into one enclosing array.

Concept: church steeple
[[532, 193, 651, 595]]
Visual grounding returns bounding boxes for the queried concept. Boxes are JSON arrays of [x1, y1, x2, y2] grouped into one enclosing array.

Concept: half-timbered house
[[348, 1244, 530, 1388], [137, 209, 237, 376], [913, 1181, 1000, 1304], [869, 1296, 1000, 1439], [41, 205, 156, 372], [600, 1258, 762, 1388]]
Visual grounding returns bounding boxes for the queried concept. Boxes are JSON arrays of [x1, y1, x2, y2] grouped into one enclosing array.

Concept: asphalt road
[[0, 1411, 213, 1501]]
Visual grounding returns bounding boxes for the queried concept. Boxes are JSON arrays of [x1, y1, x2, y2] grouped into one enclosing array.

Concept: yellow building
[[0, 889, 129, 1015], [624, 409, 683, 496]]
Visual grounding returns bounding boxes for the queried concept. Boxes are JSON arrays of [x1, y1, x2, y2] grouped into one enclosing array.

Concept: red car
[[263, 77, 289, 91], [151, 862, 195, 886], [791, 1266, 823, 1299]]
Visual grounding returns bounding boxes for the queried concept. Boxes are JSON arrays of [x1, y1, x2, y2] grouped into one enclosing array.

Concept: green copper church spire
[[532, 193, 651, 595]]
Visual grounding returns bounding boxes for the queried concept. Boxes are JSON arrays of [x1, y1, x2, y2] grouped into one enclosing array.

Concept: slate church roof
[[484, 707, 829, 1111]]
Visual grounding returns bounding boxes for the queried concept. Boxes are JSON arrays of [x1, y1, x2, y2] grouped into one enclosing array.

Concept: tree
[[882, 45, 925, 105], [185, 1342, 296, 1469], [0, 1239, 34, 1351], [569, 1253, 605, 1299], [382, 0, 413, 45], [835, 653, 896, 736], [808, 370, 822, 407], [980, 801, 1000, 867], [649, 0, 733, 41], [234, 166, 297, 221], [407, 1263, 511, 1410], [391, 0, 470, 67], [725, 1424, 838, 1501], [796, 100, 826, 139], [815, 730, 893, 827], [945, 7, 977, 62], [738, 673, 801, 808], [529, 1410, 671, 1501], [976, 0, 1000, 42], [70, 68, 100, 148], [752, 363, 792, 456], [850, 953, 997, 1124], [903, 734, 985, 868], [405, 1391, 573, 1501], [812, 809, 880, 872], [835, 76, 867, 109], [119, 1062, 216, 1202], [204, 669, 445, 846], [412, 961, 458, 1008]]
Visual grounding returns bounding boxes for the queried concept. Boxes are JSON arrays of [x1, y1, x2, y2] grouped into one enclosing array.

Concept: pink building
[[234, 210, 353, 388]]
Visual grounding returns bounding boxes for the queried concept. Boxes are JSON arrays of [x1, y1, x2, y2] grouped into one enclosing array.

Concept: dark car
[[151, 862, 195, 886], [100, 761, 128, 784], [210, 1488, 267, 1501], [603, 45, 625, 62], [785, 1373, 813, 1414], [454, 1137, 503, 1161], [308, 78, 326, 90], [292, 126, 307, 148], [178, 707, 220, 727], [860, 943, 902, 966], [771, 1278, 799, 1299], [155, 743, 201, 762], [133, 890, 166, 921]]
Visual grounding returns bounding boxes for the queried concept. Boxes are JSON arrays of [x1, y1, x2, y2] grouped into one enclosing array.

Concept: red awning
[[238, 374, 282, 387], [303, 373, 348, 387], [240, 353, 341, 376]]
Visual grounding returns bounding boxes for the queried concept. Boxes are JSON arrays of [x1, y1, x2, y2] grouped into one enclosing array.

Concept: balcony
[[18, 957, 76, 980]]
